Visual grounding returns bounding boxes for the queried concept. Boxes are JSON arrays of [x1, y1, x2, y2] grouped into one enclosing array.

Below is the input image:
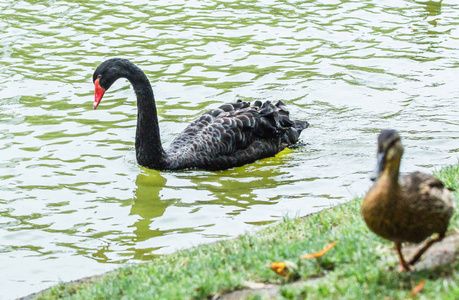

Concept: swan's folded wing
[[166, 100, 308, 170], [400, 171, 455, 217]]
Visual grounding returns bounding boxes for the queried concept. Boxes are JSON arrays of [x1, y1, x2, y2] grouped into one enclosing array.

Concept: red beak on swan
[[93, 78, 105, 109]]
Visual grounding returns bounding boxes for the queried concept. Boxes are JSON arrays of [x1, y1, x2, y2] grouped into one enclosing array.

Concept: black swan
[[92, 58, 309, 171]]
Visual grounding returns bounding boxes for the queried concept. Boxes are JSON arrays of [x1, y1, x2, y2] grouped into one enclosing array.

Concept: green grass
[[35, 165, 459, 299]]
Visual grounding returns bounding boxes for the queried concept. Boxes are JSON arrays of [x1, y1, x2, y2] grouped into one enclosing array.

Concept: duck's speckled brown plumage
[[362, 130, 454, 271], [92, 58, 309, 171]]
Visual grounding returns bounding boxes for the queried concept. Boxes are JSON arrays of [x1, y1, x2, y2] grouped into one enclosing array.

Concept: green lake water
[[0, 0, 458, 298]]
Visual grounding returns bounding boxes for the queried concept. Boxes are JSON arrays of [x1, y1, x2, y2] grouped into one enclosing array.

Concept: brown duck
[[362, 129, 454, 272]]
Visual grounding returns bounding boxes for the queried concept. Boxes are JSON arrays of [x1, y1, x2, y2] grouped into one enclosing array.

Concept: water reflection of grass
[[33, 164, 458, 299]]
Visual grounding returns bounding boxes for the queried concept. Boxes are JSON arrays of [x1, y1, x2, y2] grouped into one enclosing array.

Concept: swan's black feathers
[[164, 100, 309, 170]]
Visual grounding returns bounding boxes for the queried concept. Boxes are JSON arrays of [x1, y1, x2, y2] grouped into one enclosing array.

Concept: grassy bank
[[34, 165, 459, 299]]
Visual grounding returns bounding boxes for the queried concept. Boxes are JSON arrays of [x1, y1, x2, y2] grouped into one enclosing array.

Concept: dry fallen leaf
[[301, 242, 336, 259], [410, 280, 426, 297], [269, 261, 298, 279]]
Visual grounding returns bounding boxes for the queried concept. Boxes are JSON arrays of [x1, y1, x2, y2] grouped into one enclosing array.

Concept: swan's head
[[92, 58, 131, 109]]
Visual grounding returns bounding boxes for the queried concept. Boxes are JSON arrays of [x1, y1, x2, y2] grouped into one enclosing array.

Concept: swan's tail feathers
[[294, 120, 310, 132], [275, 100, 309, 145], [275, 100, 288, 110], [253, 100, 309, 145], [282, 119, 309, 147], [256, 101, 287, 138], [284, 128, 304, 146], [253, 100, 263, 108], [275, 100, 298, 128], [278, 108, 294, 128]]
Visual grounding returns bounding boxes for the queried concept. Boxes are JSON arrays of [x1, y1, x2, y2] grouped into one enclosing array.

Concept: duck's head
[[370, 129, 404, 181]]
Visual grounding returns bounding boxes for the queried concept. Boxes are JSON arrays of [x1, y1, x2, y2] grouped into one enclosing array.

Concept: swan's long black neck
[[122, 62, 166, 169]]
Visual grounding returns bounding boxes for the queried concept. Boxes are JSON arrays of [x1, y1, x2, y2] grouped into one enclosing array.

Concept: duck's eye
[[385, 137, 400, 151]]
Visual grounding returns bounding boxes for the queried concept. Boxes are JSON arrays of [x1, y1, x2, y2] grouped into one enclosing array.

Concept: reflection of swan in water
[[124, 151, 304, 260], [129, 169, 170, 259], [87, 170, 170, 263], [175, 149, 297, 209]]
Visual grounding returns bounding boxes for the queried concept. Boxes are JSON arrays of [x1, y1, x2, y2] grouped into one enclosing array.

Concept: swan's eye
[[97, 75, 102, 79]]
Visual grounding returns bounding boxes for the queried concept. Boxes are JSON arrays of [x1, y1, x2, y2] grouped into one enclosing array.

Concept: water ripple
[[0, 0, 458, 298]]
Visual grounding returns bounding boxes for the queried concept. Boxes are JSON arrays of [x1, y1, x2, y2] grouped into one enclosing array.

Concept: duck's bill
[[370, 152, 385, 181], [93, 78, 105, 109]]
